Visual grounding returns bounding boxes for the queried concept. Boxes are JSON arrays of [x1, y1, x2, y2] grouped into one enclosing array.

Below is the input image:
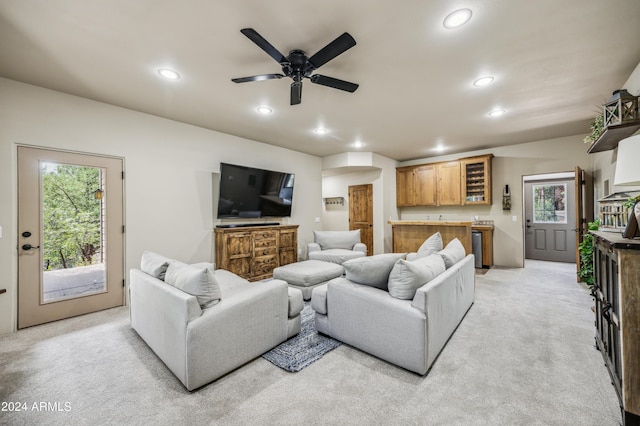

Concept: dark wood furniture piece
[[591, 231, 640, 425], [215, 224, 298, 281], [587, 120, 640, 153]]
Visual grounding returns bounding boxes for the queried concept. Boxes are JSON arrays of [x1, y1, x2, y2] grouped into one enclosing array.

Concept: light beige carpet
[[0, 260, 621, 425]]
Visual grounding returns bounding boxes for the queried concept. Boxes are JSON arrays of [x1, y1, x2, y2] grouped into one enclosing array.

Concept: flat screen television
[[217, 163, 295, 219]]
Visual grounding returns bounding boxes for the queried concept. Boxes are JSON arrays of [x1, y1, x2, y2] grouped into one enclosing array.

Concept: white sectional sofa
[[311, 236, 475, 375], [129, 251, 303, 391]]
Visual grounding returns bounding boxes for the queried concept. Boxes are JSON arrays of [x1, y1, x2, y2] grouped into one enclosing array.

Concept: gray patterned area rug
[[262, 302, 341, 372]]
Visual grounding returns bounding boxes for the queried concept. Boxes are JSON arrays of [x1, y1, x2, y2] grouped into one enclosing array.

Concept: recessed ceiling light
[[352, 141, 365, 148], [256, 106, 273, 114], [488, 109, 506, 117], [157, 68, 181, 80], [443, 8, 472, 29], [313, 127, 329, 135], [434, 144, 446, 152], [473, 76, 495, 87]]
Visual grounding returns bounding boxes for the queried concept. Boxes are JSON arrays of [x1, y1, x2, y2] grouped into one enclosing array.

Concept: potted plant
[[583, 114, 605, 145], [578, 219, 600, 288]]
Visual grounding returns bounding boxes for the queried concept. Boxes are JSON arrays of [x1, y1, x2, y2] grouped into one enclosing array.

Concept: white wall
[[320, 153, 398, 254], [398, 135, 592, 267], [0, 78, 322, 335]]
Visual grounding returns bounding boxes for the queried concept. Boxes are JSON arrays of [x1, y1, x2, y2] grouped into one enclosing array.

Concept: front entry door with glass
[[17, 146, 124, 329], [524, 178, 576, 263]]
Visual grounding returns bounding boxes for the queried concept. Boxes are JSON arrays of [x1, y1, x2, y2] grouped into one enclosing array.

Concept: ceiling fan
[[231, 28, 359, 105]]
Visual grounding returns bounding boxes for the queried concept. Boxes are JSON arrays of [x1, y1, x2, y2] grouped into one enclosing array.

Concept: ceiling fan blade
[[231, 74, 284, 83], [240, 28, 287, 64], [310, 74, 359, 92], [308, 32, 356, 69], [291, 82, 302, 105]]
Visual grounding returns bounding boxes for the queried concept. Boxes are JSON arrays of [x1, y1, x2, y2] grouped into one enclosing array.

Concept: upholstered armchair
[[307, 230, 367, 264]]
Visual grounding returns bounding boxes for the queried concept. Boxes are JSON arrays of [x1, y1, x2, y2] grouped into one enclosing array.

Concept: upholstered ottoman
[[273, 260, 344, 300]]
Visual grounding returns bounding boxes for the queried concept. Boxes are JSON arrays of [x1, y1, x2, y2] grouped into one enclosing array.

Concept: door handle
[[22, 244, 40, 251]]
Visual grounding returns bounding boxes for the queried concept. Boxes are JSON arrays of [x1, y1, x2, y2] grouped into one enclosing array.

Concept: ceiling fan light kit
[[231, 28, 359, 105]]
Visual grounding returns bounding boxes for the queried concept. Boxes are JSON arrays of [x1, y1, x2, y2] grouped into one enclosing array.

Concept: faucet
[[439, 215, 443, 221]]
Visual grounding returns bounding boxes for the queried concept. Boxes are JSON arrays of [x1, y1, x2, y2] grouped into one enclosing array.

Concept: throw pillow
[[416, 232, 443, 259], [438, 238, 466, 268], [388, 254, 446, 299], [140, 251, 172, 280], [164, 261, 221, 309], [314, 230, 361, 250], [342, 253, 406, 290]]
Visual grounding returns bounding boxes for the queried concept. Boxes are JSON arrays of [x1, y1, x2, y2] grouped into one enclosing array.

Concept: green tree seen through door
[[42, 163, 103, 270]]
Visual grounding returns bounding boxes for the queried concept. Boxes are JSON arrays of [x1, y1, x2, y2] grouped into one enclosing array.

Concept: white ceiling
[[1, 1, 639, 161]]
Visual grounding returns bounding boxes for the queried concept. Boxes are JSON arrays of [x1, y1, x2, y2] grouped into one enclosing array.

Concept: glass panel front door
[[41, 163, 106, 303], [18, 146, 124, 329]]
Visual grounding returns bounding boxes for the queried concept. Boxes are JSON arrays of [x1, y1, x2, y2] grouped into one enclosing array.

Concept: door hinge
[[121, 171, 125, 179], [123, 279, 125, 288], [122, 225, 125, 234]]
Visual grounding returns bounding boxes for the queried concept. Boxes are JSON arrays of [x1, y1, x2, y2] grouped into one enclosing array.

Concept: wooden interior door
[[574, 166, 594, 281], [349, 184, 373, 256]]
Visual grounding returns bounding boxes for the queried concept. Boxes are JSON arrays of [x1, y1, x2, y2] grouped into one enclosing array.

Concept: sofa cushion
[[314, 230, 361, 250], [388, 254, 446, 299], [140, 251, 172, 280], [416, 232, 443, 259], [164, 261, 221, 308], [342, 253, 406, 290], [308, 249, 365, 265], [438, 238, 466, 268], [273, 260, 344, 287]]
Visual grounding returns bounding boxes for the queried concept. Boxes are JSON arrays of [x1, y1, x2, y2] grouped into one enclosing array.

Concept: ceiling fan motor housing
[[283, 50, 314, 82]]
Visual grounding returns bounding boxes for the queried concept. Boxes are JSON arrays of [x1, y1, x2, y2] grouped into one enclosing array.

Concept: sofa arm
[[307, 242, 321, 254], [184, 279, 289, 390], [129, 268, 202, 387], [411, 254, 475, 367], [353, 242, 367, 254]]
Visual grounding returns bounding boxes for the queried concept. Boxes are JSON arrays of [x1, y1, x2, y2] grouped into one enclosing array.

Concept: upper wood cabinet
[[396, 154, 493, 207], [414, 165, 437, 206], [396, 164, 437, 207], [396, 166, 416, 207], [436, 161, 461, 205], [461, 154, 493, 205]]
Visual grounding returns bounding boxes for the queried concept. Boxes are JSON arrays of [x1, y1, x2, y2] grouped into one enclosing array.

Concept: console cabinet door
[[216, 231, 252, 278], [437, 161, 461, 205], [279, 227, 298, 266]]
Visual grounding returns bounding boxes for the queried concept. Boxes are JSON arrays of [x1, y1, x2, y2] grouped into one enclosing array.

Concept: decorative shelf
[[323, 197, 345, 206], [587, 119, 640, 153]]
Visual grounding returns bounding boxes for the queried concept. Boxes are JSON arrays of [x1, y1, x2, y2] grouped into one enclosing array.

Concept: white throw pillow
[[388, 254, 446, 300], [164, 261, 221, 308], [342, 253, 406, 290], [140, 251, 172, 280], [438, 238, 466, 268], [416, 232, 443, 259]]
